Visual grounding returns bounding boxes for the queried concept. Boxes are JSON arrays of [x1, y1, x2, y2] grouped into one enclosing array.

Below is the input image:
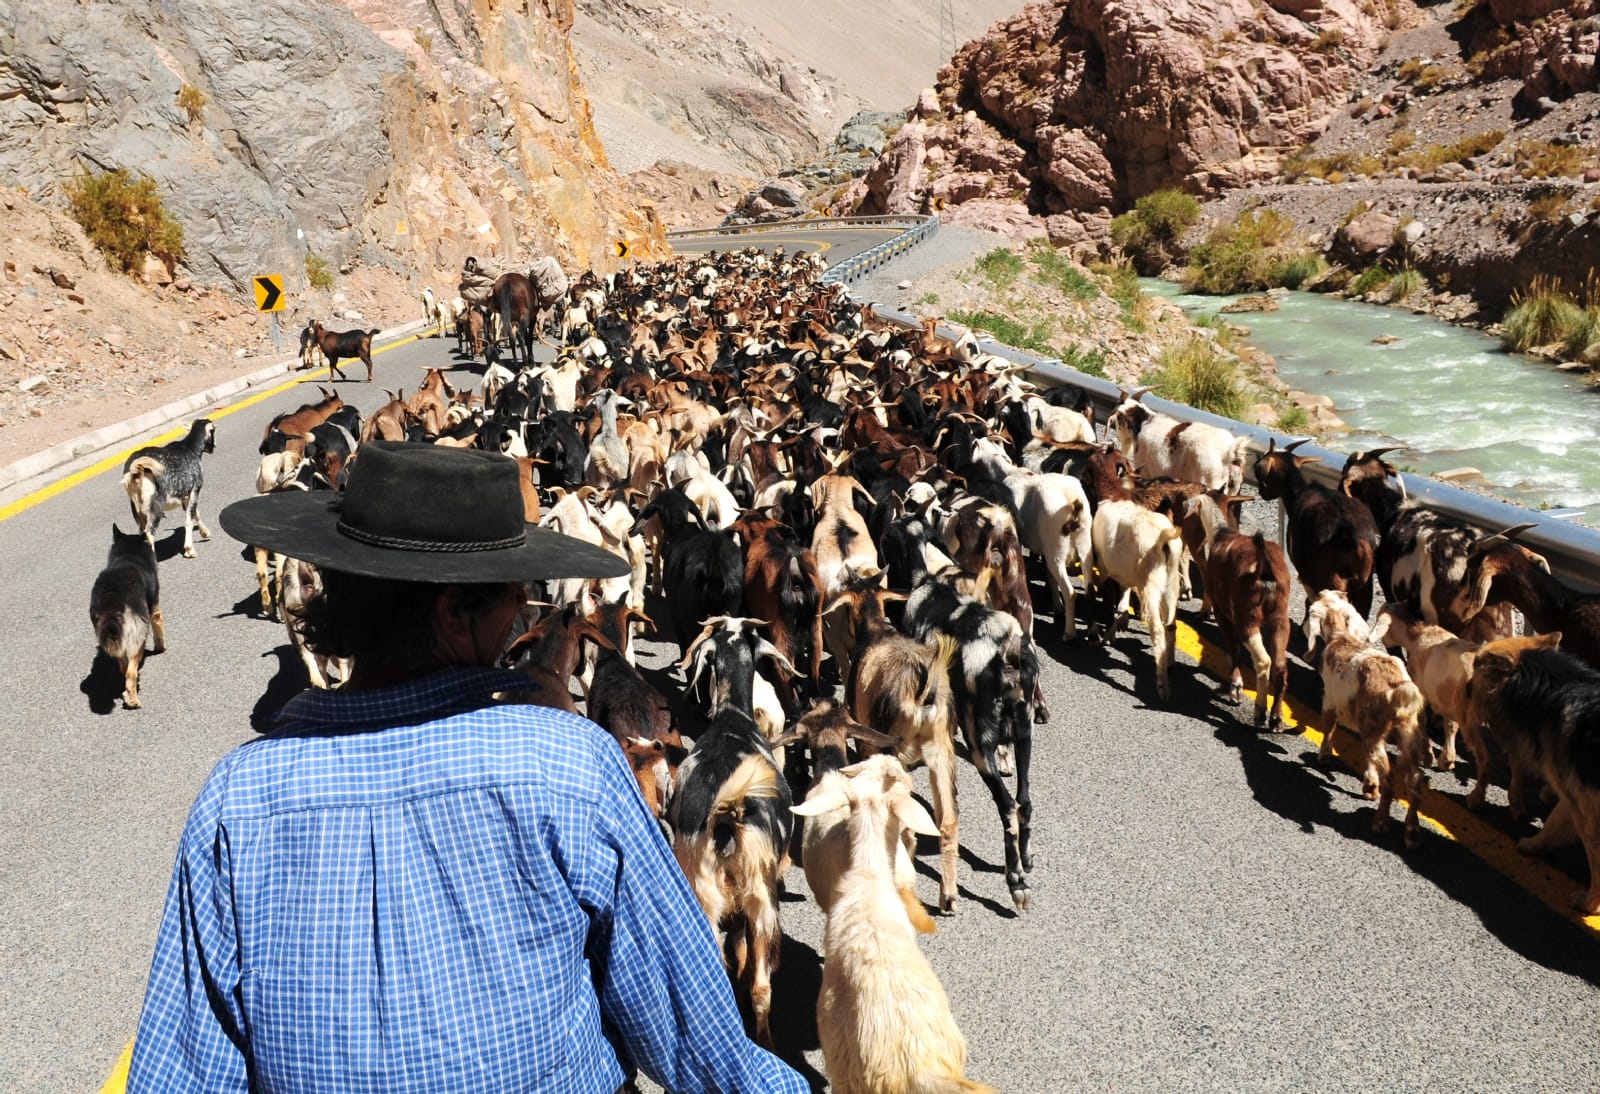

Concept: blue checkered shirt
[[128, 668, 806, 1093]]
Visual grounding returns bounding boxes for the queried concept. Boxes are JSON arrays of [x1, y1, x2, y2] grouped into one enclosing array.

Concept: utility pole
[[938, 0, 956, 68]]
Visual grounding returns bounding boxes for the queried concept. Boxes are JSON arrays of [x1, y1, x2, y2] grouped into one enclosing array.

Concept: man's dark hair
[[294, 570, 514, 672]]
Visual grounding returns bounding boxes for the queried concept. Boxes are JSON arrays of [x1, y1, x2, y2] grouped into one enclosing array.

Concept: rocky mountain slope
[[571, 0, 1023, 177], [0, 0, 660, 294], [849, 0, 1600, 313], [853, 0, 1394, 239]]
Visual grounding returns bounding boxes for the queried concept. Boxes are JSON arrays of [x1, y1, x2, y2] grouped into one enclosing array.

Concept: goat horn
[[1467, 522, 1537, 558], [1283, 437, 1313, 453]]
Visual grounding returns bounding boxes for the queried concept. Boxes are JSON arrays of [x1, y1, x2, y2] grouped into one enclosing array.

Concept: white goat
[[1108, 387, 1248, 492]]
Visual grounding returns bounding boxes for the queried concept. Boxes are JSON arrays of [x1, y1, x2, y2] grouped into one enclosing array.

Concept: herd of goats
[[111, 246, 1600, 1091]]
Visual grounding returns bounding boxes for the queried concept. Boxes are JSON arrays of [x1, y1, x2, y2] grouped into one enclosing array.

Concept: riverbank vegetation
[[1182, 209, 1325, 295]]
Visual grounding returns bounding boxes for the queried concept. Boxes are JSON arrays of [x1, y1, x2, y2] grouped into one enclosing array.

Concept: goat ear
[[792, 790, 850, 818], [770, 722, 810, 749], [1536, 631, 1563, 649], [849, 724, 903, 752], [895, 796, 941, 840]]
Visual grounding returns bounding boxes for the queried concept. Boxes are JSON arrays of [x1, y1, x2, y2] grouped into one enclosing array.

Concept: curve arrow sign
[[254, 274, 285, 312]]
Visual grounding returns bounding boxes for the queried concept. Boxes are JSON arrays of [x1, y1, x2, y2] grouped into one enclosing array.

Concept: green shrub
[[1276, 400, 1310, 434], [305, 252, 335, 291], [1388, 267, 1424, 301], [1348, 266, 1393, 296], [1501, 275, 1584, 351], [1062, 343, 1109, 379], [177, 84, 206, 125], [64, 168, 185, 274], [947, 308, 1060, 358], [1149, 337, 1248, 419], [1563, 306, 1600, 361], [1269, 251, 1327, 289], [1183, 209, 1297, 294], [1513, 139, 1589, 180], [1110, 188, 1202, 258], [974, 247, 1025, 290], [1029, 247, 1100, 301]]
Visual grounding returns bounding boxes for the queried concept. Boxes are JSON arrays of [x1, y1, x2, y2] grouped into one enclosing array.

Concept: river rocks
[[1372, 333, 1400, 344], [1221, 294, 1280, 314], [1333, 208, 1399, 265]]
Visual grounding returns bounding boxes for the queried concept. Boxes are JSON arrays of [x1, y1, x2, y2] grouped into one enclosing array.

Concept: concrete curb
[[0, 318, 433, 496]]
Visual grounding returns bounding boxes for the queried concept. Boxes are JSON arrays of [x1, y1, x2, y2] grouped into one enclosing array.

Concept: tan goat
[[1305, 590, 1430, 847], [793, 756, 995, 1094], [1371, 603, 1484, 789]]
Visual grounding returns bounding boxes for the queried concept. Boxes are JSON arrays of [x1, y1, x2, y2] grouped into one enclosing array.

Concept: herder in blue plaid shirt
[[128, 442, 807, 1093]]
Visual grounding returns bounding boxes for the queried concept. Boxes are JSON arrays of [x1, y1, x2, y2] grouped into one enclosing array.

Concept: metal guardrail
[[674, 219, 1600, 595], [869, 305, 1600, 597], [668, 216, 940, 285]]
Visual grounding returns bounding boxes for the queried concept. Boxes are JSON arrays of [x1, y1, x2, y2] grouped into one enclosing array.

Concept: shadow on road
[[80, 649, 133, 715], [1210, 695, 1600, 988], [250, 644, 310, 732]]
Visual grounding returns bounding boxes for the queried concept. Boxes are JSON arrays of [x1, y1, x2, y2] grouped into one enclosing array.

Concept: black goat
[[669, 618, 795, 1049], [1254, 437, 1378, 622], [630, 488, 743, 647]]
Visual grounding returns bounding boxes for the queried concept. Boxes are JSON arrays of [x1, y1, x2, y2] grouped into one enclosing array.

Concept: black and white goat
[[904, 576, 1039, 910], [121, 419, 216, 558], [669, 617, 798, 1049]]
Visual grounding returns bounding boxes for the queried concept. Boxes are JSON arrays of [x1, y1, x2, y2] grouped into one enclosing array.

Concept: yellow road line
[[1173, 620, 1600, 937], [99, 1039, 131, 1093], [0, 331, 428, 524]]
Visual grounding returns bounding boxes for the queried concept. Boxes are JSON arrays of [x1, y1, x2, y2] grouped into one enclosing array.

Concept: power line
[[938, 0, 956, 67]]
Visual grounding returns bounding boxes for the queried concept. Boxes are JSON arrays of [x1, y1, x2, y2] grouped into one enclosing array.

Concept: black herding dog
[[90, 525, 165, 709], [1468, 631, 1600, 913]]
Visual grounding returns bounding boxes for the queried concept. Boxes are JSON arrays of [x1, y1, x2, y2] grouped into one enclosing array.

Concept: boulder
[[141, 253, 173, 286], [1332, 209, 1399, 265], [758, 179, 808, 209], [871, 0, 1387, 224]]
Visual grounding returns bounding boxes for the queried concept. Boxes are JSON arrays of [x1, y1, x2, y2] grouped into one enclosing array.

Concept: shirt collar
[[268, 667, 535, 737]]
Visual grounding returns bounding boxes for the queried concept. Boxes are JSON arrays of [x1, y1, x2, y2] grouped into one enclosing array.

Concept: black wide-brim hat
[[220, 441, 629, 584]]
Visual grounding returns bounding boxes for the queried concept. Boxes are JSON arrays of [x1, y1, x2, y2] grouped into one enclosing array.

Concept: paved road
[[1, 247, 1597, 1093]]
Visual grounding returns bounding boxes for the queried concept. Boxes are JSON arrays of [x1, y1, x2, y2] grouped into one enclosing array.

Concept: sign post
[[254, 274, 285, 355]]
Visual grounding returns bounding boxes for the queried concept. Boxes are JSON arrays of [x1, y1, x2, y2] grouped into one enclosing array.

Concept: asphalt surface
[[1, 238, 1598, 1093]]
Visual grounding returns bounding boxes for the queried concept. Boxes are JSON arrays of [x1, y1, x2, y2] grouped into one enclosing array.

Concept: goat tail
[[1154, 525, 1184, 624], [1389, 680, 1431, 781], [915, 634, 959, 738], [709, 753, 781, 857], [123, 457, 165, 514]]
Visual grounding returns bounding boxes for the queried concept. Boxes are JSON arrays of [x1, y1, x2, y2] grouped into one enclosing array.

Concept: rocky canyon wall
[[0, 0, 660, 290]]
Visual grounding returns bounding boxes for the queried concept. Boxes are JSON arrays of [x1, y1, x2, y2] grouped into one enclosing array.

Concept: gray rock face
[[0, 0, 658, 292], [0, 0, 401, 288]]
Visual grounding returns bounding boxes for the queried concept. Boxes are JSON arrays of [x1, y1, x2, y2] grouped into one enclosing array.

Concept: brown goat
[[1182, 493, 1291, 730], [309, 321, 378, 383]]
